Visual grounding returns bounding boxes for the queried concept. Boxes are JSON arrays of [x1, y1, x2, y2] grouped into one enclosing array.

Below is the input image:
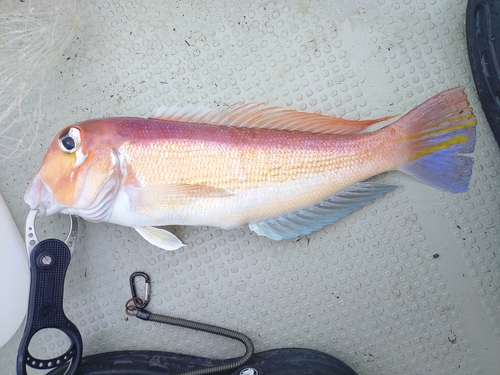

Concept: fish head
[[25, 120, 124, 222]]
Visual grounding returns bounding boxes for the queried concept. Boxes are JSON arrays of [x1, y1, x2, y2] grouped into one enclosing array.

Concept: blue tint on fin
[[401, 125, 476, 193], [400, 118, 476, 193], [249, 182, 398, 241], [403, 145, 474, 193]]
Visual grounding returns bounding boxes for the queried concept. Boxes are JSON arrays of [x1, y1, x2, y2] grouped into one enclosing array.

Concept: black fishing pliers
[[17, 210, 82, 375]]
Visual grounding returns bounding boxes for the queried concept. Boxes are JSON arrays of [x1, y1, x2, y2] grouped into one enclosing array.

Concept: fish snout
[[24, 178, 56, 216]]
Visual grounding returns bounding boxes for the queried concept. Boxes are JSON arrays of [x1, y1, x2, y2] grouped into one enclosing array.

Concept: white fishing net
[[0, 0, 78, 161]]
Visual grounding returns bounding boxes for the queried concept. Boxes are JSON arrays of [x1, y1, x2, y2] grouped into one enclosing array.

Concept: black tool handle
[[17, 239, 82, 375]]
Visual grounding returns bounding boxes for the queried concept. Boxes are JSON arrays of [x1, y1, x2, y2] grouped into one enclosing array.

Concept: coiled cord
[[135, 308, 254, 375]]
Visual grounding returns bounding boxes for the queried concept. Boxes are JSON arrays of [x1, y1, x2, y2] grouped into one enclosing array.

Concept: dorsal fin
[[149, 103, 396, 135]]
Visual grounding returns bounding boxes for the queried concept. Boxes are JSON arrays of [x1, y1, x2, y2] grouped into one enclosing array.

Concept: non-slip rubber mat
[[1, 1, 499, 374]]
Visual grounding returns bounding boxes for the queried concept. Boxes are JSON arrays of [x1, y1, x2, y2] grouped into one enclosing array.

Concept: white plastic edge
[[0, 193, 29, 348]]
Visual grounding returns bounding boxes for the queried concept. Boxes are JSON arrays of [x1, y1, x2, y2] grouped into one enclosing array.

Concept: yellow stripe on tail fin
[[395, 87, 477, 193]]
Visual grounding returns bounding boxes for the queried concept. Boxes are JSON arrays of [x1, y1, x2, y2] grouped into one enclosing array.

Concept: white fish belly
[[107, 172, 363, 230]]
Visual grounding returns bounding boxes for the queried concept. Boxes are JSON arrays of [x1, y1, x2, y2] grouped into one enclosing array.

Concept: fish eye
[[58, 127, 81, 154], [62, 136, 75, 150]]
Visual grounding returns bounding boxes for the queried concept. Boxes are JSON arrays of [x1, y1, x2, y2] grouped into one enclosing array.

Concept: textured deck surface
[[1, 0, 499, 374]]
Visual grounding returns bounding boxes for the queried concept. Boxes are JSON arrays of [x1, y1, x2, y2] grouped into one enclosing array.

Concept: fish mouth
[[24, 178, 63, 216]]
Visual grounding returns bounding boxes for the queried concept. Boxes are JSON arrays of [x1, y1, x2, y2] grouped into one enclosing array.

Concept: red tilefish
[[25, 87, 476, 250]]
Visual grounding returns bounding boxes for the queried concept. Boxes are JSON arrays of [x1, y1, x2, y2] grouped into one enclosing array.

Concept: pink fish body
[[25, 87, 476, 250]]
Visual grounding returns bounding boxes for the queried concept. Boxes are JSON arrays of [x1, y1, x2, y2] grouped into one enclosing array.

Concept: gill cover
[[58, 127, 123, 222]]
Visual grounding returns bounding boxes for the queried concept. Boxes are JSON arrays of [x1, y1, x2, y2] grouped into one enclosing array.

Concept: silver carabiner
[[129, 272, 151, 309]]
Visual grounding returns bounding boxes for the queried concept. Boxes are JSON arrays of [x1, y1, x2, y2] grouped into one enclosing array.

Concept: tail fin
[[396, 87, 477, 193]]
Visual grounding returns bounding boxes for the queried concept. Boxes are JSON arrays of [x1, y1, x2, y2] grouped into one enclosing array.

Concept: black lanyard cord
[[126, 302, 254, 375]]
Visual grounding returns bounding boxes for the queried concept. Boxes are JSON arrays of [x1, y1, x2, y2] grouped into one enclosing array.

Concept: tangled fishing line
[[0, 0, 78, 161]]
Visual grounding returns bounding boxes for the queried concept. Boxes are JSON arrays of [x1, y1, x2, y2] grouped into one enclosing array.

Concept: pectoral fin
[[135, 226, 185, 251], [249, 182, 398, 241], [126, 184, 231, 202], [127, 184, 232, 210]]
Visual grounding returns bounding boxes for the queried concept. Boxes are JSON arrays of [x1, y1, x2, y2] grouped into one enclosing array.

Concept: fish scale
[[121, 122, 334, 189], [125, 120, 383, 190]]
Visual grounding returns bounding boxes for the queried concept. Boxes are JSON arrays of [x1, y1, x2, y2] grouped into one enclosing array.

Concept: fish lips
[[24, 178, 62, 216]]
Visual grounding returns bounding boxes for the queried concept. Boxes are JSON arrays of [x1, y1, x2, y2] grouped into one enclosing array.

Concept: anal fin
[[249, 182, 398, 241]]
